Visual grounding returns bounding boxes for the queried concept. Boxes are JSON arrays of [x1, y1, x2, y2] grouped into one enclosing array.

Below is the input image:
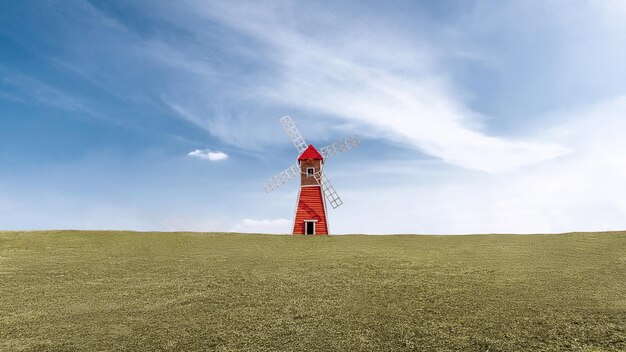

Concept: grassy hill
[[1, 231, 625, 351]]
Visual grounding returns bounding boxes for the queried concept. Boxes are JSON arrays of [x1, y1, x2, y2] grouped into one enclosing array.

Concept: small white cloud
[[230, 218, 291, 234], [188, 149, 228, 161]]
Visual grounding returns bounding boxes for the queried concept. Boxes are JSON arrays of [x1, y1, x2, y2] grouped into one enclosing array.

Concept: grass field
[[1, 231, 625, 351]]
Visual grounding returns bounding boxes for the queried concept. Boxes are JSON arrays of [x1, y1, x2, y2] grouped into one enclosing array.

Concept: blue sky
[[1, 0, 626, 234]]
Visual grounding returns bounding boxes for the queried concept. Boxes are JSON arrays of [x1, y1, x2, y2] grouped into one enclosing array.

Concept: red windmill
[[264, 116, 360, 235]]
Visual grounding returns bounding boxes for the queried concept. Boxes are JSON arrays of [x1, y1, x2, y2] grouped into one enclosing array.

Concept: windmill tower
[[264, 116, 360, 235]]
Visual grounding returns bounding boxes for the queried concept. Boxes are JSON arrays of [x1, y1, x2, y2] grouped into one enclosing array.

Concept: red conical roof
[[298, 144, 323, 160]]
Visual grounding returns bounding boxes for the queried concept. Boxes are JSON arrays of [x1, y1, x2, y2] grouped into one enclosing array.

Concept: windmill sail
[[313, 171, 343, 209], [263, 162, 300, 193], [280, 116, 308, 154], [319, 135, 360, 159]]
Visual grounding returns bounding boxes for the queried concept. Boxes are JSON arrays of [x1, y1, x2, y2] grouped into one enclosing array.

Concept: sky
[[1, 0, 626, 234]]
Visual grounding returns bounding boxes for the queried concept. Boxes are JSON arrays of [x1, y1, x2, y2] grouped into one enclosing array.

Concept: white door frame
[[304, 220, 318, 235]]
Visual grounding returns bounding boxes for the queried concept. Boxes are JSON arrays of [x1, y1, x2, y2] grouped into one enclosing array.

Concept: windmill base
[[292, 186, 329, 235]]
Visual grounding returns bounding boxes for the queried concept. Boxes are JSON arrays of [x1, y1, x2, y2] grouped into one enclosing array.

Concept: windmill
[[264, 116, 360, 235]]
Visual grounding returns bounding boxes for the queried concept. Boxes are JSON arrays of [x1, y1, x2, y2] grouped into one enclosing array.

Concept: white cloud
[[328, 95, 626, 234], [230, 218, 291, 234], [188, 149, 228, 161], [183, 1, 569, 172]]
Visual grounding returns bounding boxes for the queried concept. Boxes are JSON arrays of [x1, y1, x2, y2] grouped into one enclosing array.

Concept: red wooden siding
[[293, 186, 328, 235]]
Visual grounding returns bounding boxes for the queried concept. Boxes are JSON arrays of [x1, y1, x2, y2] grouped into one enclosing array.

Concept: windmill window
[[307, 167, 315, 177]]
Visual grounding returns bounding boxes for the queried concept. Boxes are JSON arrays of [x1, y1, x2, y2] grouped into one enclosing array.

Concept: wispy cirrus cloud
[[331, 95, 626, 234], [45, 0, 569, 172], [170, 0, 569, 172]]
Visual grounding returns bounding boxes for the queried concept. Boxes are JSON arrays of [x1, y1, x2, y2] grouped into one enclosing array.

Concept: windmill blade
[[263, 162, 301, 193], [280, 116, 308, 154], [313, 171, 343, 209], [319, 135, 360, 159]]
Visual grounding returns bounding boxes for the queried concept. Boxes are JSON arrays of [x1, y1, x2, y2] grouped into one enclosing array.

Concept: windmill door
[[304, 221, 315, 235]]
